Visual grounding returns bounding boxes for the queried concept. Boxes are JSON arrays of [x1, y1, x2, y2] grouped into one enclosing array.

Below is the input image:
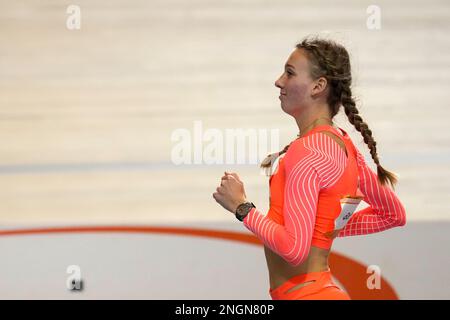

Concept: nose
[[275, 75, 284, 89]]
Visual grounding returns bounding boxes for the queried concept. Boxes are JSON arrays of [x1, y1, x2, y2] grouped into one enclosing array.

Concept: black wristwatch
[[235, 202, 256, 222]]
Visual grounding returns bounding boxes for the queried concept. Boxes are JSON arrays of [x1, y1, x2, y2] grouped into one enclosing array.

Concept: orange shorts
[[269, 269, 351, 300]]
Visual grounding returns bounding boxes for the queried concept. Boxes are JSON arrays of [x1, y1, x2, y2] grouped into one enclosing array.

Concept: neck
[[295, 107, 333, 138]]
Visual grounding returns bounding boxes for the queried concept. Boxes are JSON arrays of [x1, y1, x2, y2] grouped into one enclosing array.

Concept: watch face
[[237, 203, 252, 216], [236, 202, 255, 221]]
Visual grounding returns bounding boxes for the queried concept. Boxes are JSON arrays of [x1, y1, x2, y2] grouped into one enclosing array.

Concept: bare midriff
[[264, 245, 330, 290]]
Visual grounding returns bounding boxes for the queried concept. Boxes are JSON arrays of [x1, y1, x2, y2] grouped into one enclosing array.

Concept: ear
[[311, 77, 328, 97]]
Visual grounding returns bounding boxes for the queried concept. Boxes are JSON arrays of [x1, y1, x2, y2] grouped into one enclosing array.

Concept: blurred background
[[1, 0, 449, 299]]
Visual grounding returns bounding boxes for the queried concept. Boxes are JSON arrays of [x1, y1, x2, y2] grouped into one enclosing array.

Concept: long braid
[[340, 82, 398, 189]]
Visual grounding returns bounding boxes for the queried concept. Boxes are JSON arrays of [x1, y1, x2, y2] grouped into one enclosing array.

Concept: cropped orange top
[[243, 125, 406, 266]]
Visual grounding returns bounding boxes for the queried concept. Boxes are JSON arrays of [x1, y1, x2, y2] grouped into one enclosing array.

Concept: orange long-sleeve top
[[243, 125, 406, 266]]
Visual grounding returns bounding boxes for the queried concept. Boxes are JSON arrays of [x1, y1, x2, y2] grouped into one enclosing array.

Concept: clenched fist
[[212, 171, 248, 214]]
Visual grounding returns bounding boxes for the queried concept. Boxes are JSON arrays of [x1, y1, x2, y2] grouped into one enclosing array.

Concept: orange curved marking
[[0, 226, 261, 245], [0, 226, 398, 299]]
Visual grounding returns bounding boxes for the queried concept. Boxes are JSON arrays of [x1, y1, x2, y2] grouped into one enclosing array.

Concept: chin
[[280, 103, 296, 117]]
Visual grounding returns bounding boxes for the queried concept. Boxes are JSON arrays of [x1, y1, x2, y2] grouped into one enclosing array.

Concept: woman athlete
[[212, 36, 406, 300]]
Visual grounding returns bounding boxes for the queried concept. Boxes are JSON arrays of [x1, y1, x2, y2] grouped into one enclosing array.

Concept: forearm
[[337, 205, 406, 237]]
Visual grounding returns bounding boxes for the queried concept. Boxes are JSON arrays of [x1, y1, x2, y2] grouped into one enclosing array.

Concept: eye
[[286, 70, 294, 76]]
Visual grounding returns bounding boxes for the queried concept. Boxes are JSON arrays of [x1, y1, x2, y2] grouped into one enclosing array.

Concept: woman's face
[[275, 48, 316, 117]]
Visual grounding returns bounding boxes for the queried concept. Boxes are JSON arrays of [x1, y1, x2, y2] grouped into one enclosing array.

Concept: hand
[[324, 229, 342, 240], [212, 171, 247, 214]]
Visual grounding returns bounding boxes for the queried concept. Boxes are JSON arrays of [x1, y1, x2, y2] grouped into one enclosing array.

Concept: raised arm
[[337, 148, 406, 237], [243, 133, 347, 266]]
